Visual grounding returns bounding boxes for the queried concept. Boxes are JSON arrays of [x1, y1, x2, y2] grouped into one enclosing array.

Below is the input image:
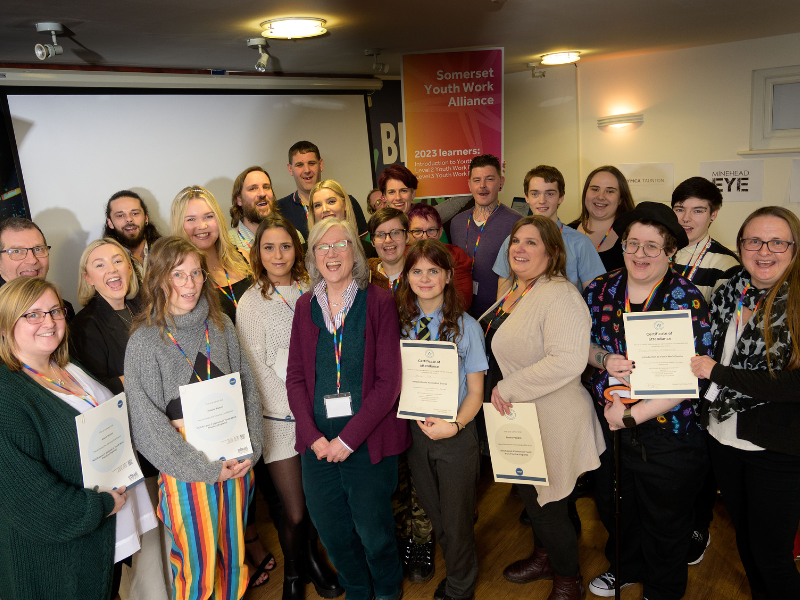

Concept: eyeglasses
[[408, 228, 441, 240], [20, 307, 67, 324], [373, 229, 407, 242], [171, 269, 208, 286], [741, 238, 795, 253], [2, 246, 51, 261], [314, 240, 350, 256], [622, 240, 665, 258]]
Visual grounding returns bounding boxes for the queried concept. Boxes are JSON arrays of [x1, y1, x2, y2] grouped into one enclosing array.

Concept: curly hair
[[249, 214, 310, 300], [396, 239, 463, 344]]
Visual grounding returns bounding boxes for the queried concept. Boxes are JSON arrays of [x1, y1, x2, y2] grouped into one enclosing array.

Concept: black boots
[[283, 559, 304, 600], [304, 539, 345, 598]]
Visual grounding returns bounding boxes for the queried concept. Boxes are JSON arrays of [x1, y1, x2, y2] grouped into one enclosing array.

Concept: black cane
[[614, 428, 621, 600]]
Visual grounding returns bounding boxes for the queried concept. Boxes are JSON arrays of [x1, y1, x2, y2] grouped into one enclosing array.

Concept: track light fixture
[[364, 49, 389, 74], [34, 22, 64, 61], [246, 38, 270, 73]]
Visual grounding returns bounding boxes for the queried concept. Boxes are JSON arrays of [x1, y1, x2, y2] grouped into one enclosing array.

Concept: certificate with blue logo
[[623, 309, 699, 400], [180, 372, 254, 462], [75, 393, 143, 492], [483, 402, 548, 486], [398, 340, 459, 421]]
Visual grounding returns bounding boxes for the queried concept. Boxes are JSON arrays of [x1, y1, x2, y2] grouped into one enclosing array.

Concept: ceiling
[[1, 0, 800, 77]]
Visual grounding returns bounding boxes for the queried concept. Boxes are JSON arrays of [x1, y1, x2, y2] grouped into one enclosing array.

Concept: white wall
[[575, 32, 800, 249], [8, 93, 373, 305]]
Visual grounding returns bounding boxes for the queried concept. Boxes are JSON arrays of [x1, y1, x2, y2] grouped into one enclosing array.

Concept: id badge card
[[324, 393, 353, 419]]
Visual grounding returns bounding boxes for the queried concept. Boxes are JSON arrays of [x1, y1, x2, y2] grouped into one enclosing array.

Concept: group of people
[[0, 141, 797, 600]]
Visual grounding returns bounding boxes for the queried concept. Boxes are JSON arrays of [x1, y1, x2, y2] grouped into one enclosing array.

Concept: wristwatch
[[622, 406, 637, 428]]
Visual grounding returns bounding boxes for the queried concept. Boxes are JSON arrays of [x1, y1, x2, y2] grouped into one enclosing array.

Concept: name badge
[[704, 382, 720, 402], [473, 281, 479, 295], [324, 393, 353, 419]]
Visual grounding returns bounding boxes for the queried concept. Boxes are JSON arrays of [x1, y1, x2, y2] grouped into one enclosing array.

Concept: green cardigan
[[0, 363, 117, 600]]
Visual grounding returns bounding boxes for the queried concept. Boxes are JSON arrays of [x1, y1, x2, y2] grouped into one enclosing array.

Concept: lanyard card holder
[[324, 393, 353, 419]]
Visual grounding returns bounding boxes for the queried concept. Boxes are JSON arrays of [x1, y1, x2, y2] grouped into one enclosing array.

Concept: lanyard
[[391, 272, 402, 294], [623, 276, 664, 313], [236, 228, 252, 250], [331, 308, 351, 393], [24, 362, 98, 407], [273, 282, 304, 313], [596, 224, 614, 250], [295, 191, 309, 220], [681, 236, 712, 281], [559, 222, 564, 233], [215, 268, 239, 308], [735, 283, 764, 338], [465, 204, 499, 271], [167, 321, 211, 382], [484, 277, 539, 335]]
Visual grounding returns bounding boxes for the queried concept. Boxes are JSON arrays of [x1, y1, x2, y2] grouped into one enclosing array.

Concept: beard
[[242, 200, 271, 226], [112, 224, 146, 249]]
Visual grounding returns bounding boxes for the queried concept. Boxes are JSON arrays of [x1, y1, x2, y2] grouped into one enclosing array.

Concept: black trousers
[[594, 417, 708, 600], [407, 420, 480, 599], [709, 436, 800, 600], [516, 485, 579, 577]]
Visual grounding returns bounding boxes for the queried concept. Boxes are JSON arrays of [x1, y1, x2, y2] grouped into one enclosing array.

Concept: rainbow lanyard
[[273, 282, 304, 313], [484, 278, 539, 335], [295, 191, 309, 220], [24, 362, 98, 408], [236, 229, 252, 250], [391, 273, 402, 294], [623, 276, 664, 313], [681, 236, 712, 281], [465, 204, 499, 271], [559, 222, 564, 233], [596, 224, 614, 250], [215, 268, 239, 308], [331, 308, 351, 393], [735, 283, 764, 337], [167, 321, 211, 382]]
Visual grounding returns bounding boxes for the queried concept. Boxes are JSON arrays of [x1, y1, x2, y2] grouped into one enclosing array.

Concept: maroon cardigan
[[286, 283, 410, 464]]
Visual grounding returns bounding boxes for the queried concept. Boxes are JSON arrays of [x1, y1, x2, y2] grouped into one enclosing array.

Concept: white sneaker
[[588, 572, 635, 597]]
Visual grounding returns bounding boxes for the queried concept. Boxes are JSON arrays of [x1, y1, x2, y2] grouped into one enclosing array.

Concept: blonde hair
[[76, 238, 140, 306], [307, 180, 359, 231], [305, 218, 369, 290], [0, 278, 69, 371], [170, 186, 252, 279]]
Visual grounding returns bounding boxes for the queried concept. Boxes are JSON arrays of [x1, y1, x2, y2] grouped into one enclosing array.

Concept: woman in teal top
[[396, 239, 488, 600]]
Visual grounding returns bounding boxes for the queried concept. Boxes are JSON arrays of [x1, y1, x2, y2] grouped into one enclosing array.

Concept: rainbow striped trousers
[[157, 471, 255, 600]]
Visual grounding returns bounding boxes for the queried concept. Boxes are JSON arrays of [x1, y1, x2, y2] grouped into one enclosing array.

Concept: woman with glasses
[[0, 277, 130, 600], [691, 206, 800, 599], [367, 208, 409, 292], [583, 202, 712, 600], [70, 238, 171, 600], [307, 180, 377, 259], [124, 236, 264, 600], [286, 218, 409, 600], [407, 204, 473, 310]]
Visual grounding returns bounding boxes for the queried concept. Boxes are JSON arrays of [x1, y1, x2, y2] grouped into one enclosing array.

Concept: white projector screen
[[7, 93, 374, 305]]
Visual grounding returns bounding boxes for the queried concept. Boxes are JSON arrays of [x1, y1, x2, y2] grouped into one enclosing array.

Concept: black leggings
[[516, 484, 579, 577]]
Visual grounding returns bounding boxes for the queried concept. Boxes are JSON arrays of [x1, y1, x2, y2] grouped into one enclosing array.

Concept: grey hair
[[305, 218, 369, 290]]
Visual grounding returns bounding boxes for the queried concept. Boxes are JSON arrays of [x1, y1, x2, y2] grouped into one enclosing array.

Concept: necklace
[[115, 303, 134, 327], [50, 363, 66, 386]]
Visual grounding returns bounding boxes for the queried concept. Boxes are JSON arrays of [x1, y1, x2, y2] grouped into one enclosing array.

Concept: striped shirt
[[312, 278, 359, 333], [673, 235, 740, 302]]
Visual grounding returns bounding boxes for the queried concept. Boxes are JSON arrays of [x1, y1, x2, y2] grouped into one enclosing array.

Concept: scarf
[[707, 268, 791, 421]]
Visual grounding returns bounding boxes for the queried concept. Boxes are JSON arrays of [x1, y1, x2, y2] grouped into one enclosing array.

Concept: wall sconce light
[[246, 38, 270, 72], [260, 17, 327, 39], [597, 113, 644, 128], [34, 22, 64, 61]]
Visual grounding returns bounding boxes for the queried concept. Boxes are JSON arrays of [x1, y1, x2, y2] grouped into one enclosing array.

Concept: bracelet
[[455, 420, 464, 432], [601, 352, 611, 370]]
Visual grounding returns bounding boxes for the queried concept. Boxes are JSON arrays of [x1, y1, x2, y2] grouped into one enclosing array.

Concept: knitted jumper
[[0, 364, 117, 600], [124, 296, 263, 484]]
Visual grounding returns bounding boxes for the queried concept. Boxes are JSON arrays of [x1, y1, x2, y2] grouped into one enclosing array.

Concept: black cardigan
[[69, 294, 141, 395]]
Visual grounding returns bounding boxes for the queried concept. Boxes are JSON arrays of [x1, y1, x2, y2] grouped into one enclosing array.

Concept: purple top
[[450, 203, 522, 318], [286, 283, 410, 464]]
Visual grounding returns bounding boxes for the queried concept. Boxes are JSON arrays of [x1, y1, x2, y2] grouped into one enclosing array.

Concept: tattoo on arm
[[595, 351, 605, 365]]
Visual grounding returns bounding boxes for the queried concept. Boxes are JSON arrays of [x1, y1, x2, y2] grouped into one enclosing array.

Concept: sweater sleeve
[[710, 363, 800, 403], [497, 284, 591, 403], [450, 244, 474, 311], [286, 299, 324, 449], [338, 291, 403, 451], [224, 316, 264, 463], [0, 397, 115, 542], [124, 330, 223, 484], [69, 315, 124, 395]]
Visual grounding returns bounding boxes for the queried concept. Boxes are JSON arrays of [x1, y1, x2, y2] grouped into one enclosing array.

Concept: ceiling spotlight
[[34, 22, 64, 61], [247, 38, 270, 72], [260, 17, 327, 39], [541, 51, 581, 65], [527, 61, 546, 79], [365, 49, 389, 74]]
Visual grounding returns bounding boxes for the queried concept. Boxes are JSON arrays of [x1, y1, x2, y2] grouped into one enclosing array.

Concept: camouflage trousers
[[392, 451, 432, 544]]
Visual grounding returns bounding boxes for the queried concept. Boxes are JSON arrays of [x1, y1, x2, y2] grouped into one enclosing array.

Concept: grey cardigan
[[124, 296, 263, 484]]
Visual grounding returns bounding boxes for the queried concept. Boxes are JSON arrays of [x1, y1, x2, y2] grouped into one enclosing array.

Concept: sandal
[[245, 535, 276, 588]]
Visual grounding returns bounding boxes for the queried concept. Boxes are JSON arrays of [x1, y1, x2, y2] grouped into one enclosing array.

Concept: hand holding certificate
[[623, 309, 699, 399], [483, 402, 549, 486], [398, 340, 459, 421], [75, 393, 143, 492], [180, 372, 253, 462]]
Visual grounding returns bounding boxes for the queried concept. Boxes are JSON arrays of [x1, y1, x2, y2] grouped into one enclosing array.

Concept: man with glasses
[[0, 217, 75, 321], [492, 165, 605, 296]]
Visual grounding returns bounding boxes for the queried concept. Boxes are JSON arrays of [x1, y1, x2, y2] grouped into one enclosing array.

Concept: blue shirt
[[404, 305, 489, 415], [492, 218, 606, 288]]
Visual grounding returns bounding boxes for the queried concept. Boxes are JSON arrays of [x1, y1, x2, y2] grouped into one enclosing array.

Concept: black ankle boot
[[305, 539, 345, 598], [283, 559, 304, 600]]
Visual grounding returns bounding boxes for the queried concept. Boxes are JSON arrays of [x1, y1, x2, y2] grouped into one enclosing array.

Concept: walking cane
[[614, 428, 621, 600]]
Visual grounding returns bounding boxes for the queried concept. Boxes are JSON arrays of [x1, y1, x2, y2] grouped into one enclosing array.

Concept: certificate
[[180, 372, 254, 462], [75, 393, 144, 492], [623, 309, 699, 399], [483, 403, 549, 486], [398, 340, 459, 421]]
